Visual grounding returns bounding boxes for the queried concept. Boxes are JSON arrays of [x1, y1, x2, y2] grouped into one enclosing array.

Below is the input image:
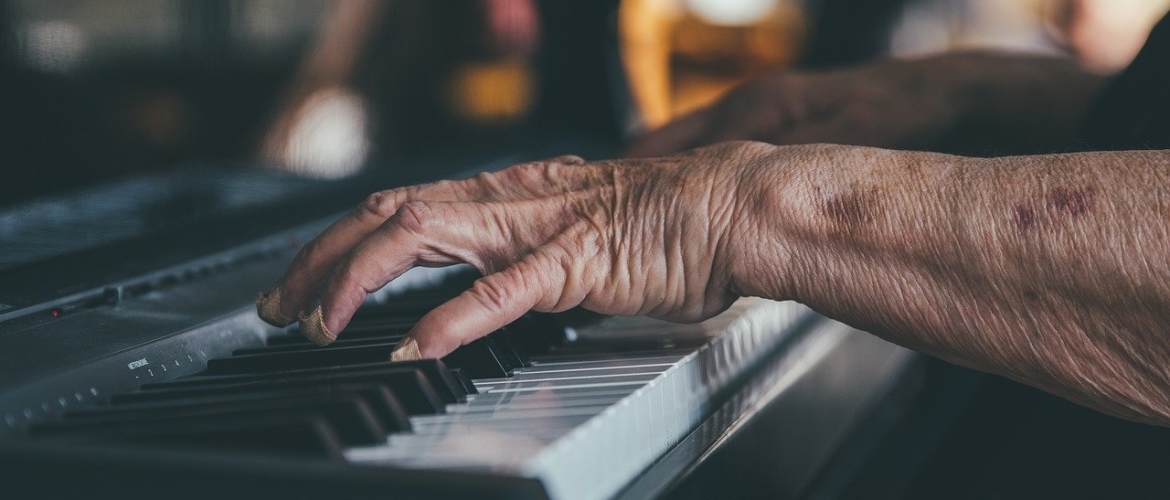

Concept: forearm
[[926, 52, 1109, 154], [736, 145, 1170, 425]]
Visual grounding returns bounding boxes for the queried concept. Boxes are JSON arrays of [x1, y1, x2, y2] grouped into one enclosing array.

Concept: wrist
[[727, 143, 878, 302], [729, 144, 953, 305]]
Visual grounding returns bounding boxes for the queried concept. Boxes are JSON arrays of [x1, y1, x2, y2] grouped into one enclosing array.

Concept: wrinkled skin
[[264, 142, 784, 358]]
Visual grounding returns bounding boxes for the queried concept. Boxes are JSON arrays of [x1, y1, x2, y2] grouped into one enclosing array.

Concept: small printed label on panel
[[127, 358, 149, 370]]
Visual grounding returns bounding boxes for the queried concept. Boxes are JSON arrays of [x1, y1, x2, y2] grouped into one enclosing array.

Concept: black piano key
[[122, 366, 448, 416], [506, 314, 571, 354], [263, 310, 566, 363], [448, 368, 478, 395], [39, 396, 385, 447], [441, 337, 510, 379], [236, 334, 408, 355], [387, 360, 471, 400], [350, 297, 454, 321], [487, 330, 528, 368], [32, 412, 346, 459], [173, 359, 466, 404], [245, 338, 513, 380], [264, 332, 320, 347], [84, 383, 411, 433], [264, 320, 413, 347], [204, 343, 400, 375], [334, 383, 413, 431], [297, 314, 562, 357], [232, 334, 514, 380], [162, 359, 463, 403], [326, 318, 418, 335]]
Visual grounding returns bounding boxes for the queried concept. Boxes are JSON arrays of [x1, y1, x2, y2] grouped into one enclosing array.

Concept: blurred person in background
[[1047, 0, 1170, 73], [627, 0, 1170, 157]]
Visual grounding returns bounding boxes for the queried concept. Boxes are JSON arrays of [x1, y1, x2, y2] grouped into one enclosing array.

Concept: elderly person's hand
[[257, 141, 792, 359], [257, 139, 1170, 427], [626, 53, 1106, 158]]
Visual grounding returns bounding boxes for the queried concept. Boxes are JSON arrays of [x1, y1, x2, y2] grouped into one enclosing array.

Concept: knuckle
[[472, 171, 498, 187], [541, 255, 574, 311], [360, 190, 402, 220], [502, 161, 547, 184], [473, 170, 514, 197], [432, 179, 461, 193], [484, 162, 553, 196], [470, 275, 516, 312], [393, 201, 436, 234]]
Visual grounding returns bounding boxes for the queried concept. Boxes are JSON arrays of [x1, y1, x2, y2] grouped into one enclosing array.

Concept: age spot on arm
[[821, 190, 879, 233], [1048, 186, 1096, 217], [1010, 186, 1096, 234], [1013, 203, 1037, 232]]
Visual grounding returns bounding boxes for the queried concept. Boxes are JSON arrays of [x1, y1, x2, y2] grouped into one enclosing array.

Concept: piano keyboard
[[346, 299, 810, 500], [0, 238, 914, 500]]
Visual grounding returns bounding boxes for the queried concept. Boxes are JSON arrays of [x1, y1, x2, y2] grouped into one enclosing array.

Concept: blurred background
[[1, 0, 1168, 205]]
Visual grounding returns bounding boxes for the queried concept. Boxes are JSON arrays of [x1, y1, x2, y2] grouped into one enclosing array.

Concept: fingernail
[[256, 287, 295, 327], [298, 304, 337, 346], [389, 337, 421, 362]]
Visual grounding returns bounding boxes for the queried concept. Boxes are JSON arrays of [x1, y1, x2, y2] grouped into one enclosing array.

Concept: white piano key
[[348, 298, 813, 500], [514, 362, 678, 375], [525, 354, 687, 369], [413, 405, 611, 425], [476, 372, 665, 388], [459, 387, 638, 404], [446, 395, 627, 414], [484, 380, 653, 394]]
